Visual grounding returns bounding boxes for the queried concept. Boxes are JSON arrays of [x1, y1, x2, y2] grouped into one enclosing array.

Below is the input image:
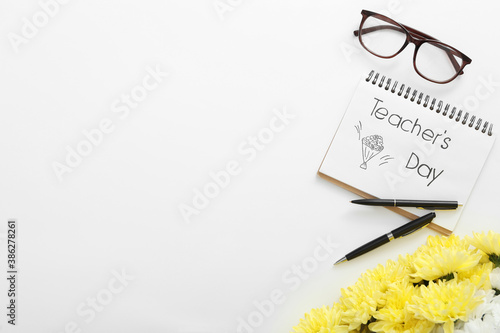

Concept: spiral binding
[[365, 70, 494, 136]]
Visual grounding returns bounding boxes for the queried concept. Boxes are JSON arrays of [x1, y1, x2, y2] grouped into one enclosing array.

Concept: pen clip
[[417, 207, 456, 210], [417, 204, 461, 210], [400, 223, 431, 237]]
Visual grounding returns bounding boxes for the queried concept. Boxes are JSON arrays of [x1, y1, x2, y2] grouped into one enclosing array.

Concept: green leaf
[[489, 254, 500, 268]]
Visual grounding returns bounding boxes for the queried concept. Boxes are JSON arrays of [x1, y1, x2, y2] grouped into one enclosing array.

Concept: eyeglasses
[[354, 10, 471, 84]]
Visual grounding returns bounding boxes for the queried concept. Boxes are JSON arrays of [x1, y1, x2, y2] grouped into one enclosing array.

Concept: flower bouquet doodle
[[360, 135, 384, 170], [291, 231, 500, 333]]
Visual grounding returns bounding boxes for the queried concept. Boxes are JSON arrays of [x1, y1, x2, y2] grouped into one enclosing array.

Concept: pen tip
[[334, 257, 347, 266]]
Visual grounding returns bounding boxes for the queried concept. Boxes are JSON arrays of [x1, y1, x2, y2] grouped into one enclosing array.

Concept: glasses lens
[[359, 15, 407, 57], [415, 41, 464, 83]]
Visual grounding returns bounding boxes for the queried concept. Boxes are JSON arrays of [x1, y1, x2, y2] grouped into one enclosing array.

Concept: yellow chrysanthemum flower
[[371, 310, 435, 333], [457, 261, 493, 290], [363, 259, 409, 285], [369, 280, 435, 333], [397, 253, 416, 277], [426, 234, 464, 248], [466, 231, 500, 255], [291, 304, 348, 333], [409, 235, 482, 283], [466, 231, 500, 267], [339, 275, 384, 331], [359, 259, 410, 308], [409, 279, 484, 333]]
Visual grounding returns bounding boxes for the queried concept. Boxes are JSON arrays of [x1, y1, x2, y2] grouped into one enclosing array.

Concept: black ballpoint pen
[[334, 212, 436, 265], [351, 199, 460, 210]]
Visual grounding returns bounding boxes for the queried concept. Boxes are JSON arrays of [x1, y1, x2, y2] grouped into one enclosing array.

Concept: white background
[[0, 0, 499, 332]]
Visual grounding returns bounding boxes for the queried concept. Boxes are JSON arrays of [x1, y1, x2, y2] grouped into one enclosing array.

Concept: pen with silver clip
[[351, 199, 460, 210], [334, 212, 436, 265]]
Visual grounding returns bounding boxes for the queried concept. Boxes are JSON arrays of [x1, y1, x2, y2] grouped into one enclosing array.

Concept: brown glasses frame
[[354, 10, 472, 84]]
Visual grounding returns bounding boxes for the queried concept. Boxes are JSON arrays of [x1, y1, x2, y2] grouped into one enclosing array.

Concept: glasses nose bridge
[[406, 32, 425, 46], [403, 34, 426, 59]]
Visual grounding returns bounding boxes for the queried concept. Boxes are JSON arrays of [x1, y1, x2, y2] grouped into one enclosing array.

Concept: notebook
[[318, 70, 496, 235]]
